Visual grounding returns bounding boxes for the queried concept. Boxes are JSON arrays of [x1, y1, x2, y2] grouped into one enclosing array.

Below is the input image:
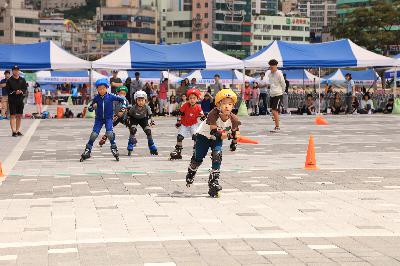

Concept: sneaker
[[12, 132, 17, 137], [16, 132, 23, 136], [270, 127, 281, 133]]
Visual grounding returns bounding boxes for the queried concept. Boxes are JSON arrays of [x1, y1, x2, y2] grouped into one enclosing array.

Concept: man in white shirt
[[268, 59, 285, 132], [257, 72, 270, 115], [344, 73, 355, 114]]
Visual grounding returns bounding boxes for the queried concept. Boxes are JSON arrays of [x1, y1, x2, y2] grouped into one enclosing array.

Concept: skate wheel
[[80, 158, 84, 162], [116, 157, 119, 161]]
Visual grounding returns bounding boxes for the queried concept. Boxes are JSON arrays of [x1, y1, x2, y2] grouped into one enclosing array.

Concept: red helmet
[[186, 88, 201, 99]]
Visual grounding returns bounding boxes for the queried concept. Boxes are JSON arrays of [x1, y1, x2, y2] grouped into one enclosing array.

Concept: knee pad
[[144, 127, 152, 137], [177, 134, 185, 142], [211, 150, 222, 164], [105, 131, 115, 141], [89, 132, 98, 142], [189, 157, 202, 171], [129, 126, 137, 136], [192, 134, 197, 141]]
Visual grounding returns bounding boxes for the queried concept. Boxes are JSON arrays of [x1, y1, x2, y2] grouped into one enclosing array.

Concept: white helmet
[[134, 90, 147, 100]]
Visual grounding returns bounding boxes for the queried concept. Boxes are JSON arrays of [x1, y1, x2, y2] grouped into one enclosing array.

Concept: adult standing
[[130, 72, 144, 104], [258, 72, 270, 115], [188, 78, 197, 89], [110, 70, 123, 94], [158, 78, 168, 116], [282, 73, 290, 113], [267, 59, 285, 133], [0, 70, 10, 118], [211, 74, 222, 97], [344, 73, 355, 114], [124, 77, 132, 103], [7, 66, 27, 137]]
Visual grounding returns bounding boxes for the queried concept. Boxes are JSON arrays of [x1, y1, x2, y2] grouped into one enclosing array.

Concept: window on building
[[15, 31, 39, 38], [167, 32, 172, 38], [196, 3, 201, 8], [253, 45, 258, 50], [273, 25, 281, 30], [291, 36, 304, 41], [204, 34, 208, 39], [179, 32, 183, 38], [196, 34, 200, 40], [163, 27, 166, 31], [282, 25, 290, 31], [205, 3, 208, 8], [273, 36, 281, 40], [282, 36, 290, 41], [185, 32, 191, 39], [15, 17, 39, 24], [262, 35, 271, 40], [254, 35, 262, 40], [205, 13, 208, 18], [167, 21, 172, 27], [0, 30, 3, 36], [173, 32, 178, 38]]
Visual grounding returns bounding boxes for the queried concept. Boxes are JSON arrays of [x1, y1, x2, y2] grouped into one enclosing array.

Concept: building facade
[[252, 0, 279, 16], [336, 0, 371, 19], [297, 0, 336, 43], [282, 0, 299, 14], [96, 0, 156, 56], [251, 16, 310, 53], [191, 0, 213, 44], [0, 0, 40, 44], [213, 0, 252, 58]]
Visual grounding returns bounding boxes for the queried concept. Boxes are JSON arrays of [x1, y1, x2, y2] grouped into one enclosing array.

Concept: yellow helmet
[[215, 89, 238, 105]]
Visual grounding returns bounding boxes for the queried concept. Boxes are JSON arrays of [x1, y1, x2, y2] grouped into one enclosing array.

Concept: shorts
[[178, 124, 199, 138], [8, 100, 24, 115], [270, 95, 283, 111]]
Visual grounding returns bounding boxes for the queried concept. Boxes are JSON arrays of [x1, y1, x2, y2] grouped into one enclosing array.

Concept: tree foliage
[[62, 0, 100, 22], [332, 0, 400, 54]]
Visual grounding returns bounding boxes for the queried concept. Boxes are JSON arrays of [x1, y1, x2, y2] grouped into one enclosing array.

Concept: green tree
[[62, 0, 100, 21], [332, 0, 400, 54]]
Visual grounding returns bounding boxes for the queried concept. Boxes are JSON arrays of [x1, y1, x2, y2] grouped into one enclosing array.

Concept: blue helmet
[[95, 78, 109, 88]]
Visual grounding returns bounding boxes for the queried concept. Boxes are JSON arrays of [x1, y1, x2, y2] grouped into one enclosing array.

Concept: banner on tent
[[38, 77, 88, 83]]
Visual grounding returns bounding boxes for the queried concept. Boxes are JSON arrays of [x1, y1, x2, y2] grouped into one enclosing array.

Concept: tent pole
[[318, 67, 321, 114], [231, 69, 234, 88], [167, 69, 170, 96], [89, 67, 94, 100], [394, 67, 398, 97]]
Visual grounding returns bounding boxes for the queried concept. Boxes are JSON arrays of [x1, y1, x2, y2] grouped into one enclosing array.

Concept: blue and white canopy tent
[[0, 41, 91, 70], [92, 40, 244, 70], [323, 69, 380, 86], [182, 70, 254, 85], [36, 70, 107, 84], [282, 69, 323, 85], [384, 54, 400, 80], [244, 39, 399, 69], [114, 70, 181, 84]]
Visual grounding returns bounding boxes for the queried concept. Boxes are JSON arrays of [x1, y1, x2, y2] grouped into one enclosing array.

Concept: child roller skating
[[99, 86, 129, 147], [80, 79, 126, 162], [126, 90, 158, 156], [170, 88, 205, 160], [185, 89, 241, 197]]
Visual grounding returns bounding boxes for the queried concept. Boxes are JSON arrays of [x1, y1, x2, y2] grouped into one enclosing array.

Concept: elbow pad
[[210, 129, 222, 140]]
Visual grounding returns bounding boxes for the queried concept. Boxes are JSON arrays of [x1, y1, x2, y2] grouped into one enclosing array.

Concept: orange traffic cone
[[0, 162, 4, 177], [237, 136, 259, 144], [304, 135, 319, 170], [57, 107, 64, 119], [315, 115, 328, 125]]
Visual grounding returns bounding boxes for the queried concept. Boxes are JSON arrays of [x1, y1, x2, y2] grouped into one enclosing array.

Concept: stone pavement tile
[[362, 257, 400, 266], [231, 254, 270, 264], [338, 263, 372, 266], [244, 239, 281, 250], [267, 257, 306, 265]]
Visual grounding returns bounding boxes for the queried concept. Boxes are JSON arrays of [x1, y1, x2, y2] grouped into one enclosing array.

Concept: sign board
[[286, 18, 309, 25], [101, 20, 128, 27], [100, 32, 128, 40]]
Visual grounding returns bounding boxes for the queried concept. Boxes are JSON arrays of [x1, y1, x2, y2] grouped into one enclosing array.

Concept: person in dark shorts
[[267, 59, 285, 133], [7, 66, 27, 137], [109, 70, 123, 94]]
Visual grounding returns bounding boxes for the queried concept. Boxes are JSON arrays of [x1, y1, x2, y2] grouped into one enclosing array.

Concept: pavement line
[[0, 233, 399, 249], [1, 118, 42, 180]]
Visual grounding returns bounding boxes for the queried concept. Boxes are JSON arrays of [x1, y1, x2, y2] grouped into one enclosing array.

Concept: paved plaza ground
[[1, 105, 400, 266]]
